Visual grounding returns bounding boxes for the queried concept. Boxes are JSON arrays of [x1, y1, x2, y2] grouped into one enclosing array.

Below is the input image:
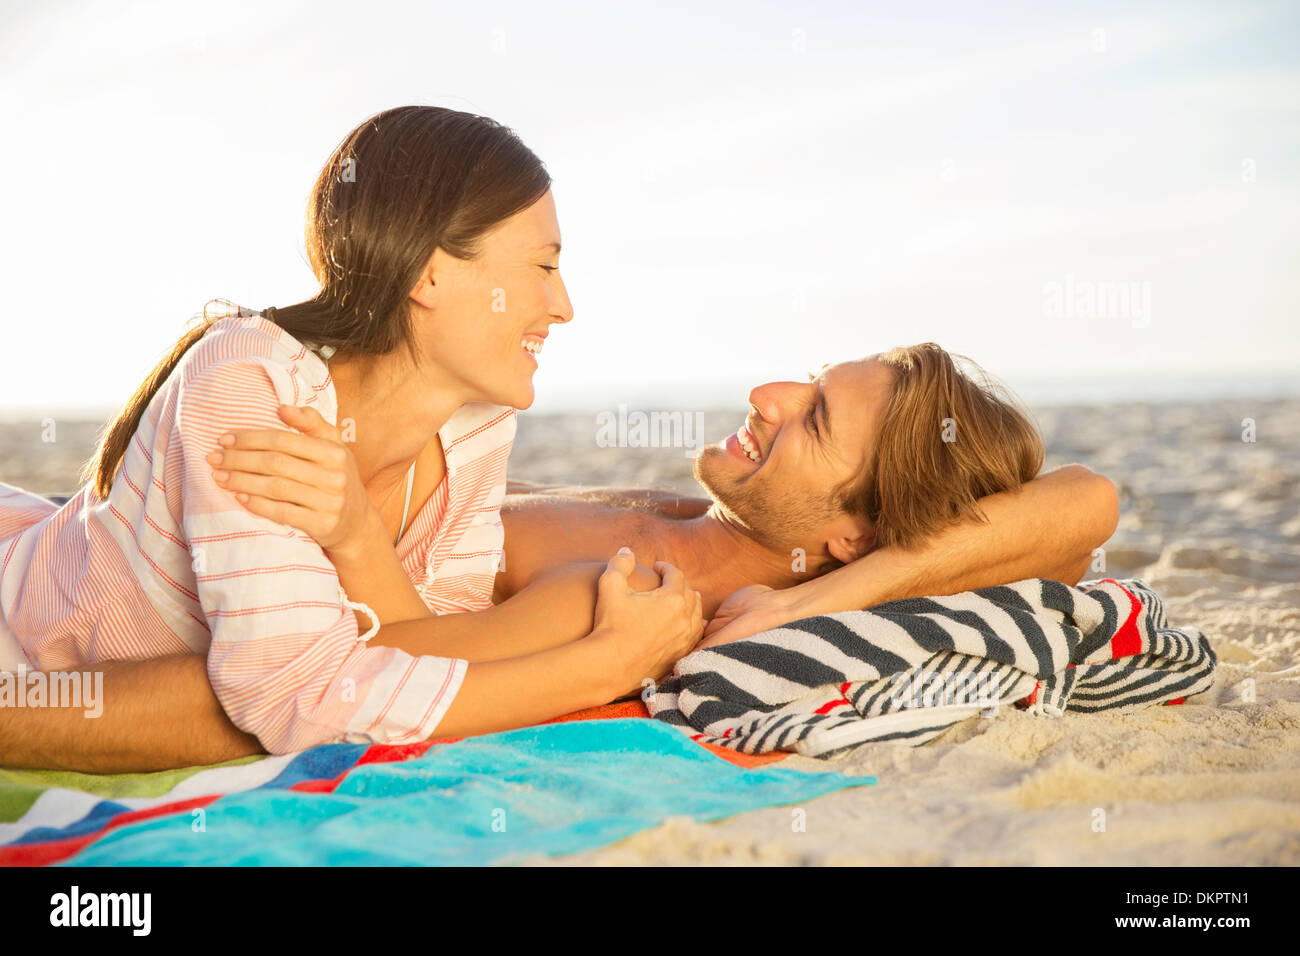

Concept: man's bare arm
[[0, 563, 663, 773], [705, 464, 1119, 643], [810, 464, 1117, 604], [816, 465, 1112, 606], [0, 655, 262, 773]]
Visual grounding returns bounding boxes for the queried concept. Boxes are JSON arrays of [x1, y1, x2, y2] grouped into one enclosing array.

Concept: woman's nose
[[550, 275, 574, 324]]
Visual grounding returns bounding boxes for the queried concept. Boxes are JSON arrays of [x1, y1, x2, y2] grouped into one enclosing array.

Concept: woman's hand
[[207, 405, 377, 557], [696, 583, 806, 649], [586, 548, 704, 695]]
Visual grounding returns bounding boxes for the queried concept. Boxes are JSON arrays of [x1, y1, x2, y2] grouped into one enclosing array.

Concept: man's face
[[693, 357, 896, 558]]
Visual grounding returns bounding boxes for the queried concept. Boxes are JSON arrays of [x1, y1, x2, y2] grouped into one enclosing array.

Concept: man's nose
[[748, 380, 807, 425]]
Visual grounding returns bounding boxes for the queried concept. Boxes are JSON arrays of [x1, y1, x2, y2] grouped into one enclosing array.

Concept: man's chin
[[693, 453, 833, 556], [692, 453, 759, 535], [691, 446, 731, 499]]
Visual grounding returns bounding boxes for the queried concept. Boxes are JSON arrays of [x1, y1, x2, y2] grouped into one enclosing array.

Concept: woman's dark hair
[[86, 106, 551, 499]]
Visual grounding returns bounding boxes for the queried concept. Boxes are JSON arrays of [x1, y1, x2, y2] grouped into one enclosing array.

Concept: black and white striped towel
[[647, 577, 1217, 759]]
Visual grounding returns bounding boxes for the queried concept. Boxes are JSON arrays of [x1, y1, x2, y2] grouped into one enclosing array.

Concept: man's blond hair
[[838, 343, 1044, 549]]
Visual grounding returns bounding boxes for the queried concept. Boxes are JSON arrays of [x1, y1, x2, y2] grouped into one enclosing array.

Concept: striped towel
[[1, 707, 873, 866], [648, 578, 1217, 759]]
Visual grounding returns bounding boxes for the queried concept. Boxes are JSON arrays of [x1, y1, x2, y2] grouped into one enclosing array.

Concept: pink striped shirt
[[0, 312, 515, 754]]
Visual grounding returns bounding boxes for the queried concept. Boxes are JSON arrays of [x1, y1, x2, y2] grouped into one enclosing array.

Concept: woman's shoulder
[[186, 305, 324, 375], [175, 305, 336, 414]]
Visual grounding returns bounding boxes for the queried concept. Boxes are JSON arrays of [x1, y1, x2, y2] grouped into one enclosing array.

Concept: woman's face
[[414, 188, 573, 409]]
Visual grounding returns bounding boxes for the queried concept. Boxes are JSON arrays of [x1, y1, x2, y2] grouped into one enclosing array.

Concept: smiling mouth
[[737, 422, 763, 463], [522, 335, 544, 357]]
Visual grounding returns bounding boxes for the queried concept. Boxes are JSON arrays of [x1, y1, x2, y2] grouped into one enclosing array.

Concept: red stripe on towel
[[0, 794, 222, 868], [814, 697, 850, 715], [1019, 681, 1041, 707], [1101, 580, 1143, 658]]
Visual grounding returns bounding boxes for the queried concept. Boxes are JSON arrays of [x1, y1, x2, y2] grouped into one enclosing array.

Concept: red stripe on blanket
[[0, 794, 222, 867], [290, 740, 446, 793], [358, 741, 439, 765], [811, 682, 854, 715], [1100, 579, 1143, 658], [1019, 680, 1041, 707], [815, 697, 851, 715]]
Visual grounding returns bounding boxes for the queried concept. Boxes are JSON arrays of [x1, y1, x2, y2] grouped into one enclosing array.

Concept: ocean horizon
[[2, 368, 1297, 425]]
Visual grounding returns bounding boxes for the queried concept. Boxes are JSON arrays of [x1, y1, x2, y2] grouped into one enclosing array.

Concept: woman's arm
[[703, 464, 1119, 645], [326, 508, 432, 625], [433, 551, 702, 737], [369, 561, 655, 660]]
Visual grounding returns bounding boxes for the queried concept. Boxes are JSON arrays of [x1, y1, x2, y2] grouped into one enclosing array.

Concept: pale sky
[[1, 0, 1297, 415]]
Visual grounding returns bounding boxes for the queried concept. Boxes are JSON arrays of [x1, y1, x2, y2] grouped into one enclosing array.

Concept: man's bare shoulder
[[505, 482, 711, 519]]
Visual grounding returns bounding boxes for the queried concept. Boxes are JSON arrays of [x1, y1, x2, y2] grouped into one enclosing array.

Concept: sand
[[2, 396, 1297, 865]]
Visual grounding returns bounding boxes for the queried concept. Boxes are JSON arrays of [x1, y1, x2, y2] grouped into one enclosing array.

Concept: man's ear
[[408, 247, 442, 311], [825, 514, 875, 565]]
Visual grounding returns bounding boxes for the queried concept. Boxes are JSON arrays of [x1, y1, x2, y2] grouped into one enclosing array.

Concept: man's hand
[[699, 585, 784, 647], [587, 548, 705, 690]]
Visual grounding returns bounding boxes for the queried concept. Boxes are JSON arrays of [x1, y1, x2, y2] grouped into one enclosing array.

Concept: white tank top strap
[[395, 460, 416, 545]]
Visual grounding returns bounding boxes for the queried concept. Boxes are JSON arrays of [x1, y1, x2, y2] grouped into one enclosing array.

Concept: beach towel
[[647, 577, 1217, 758], [0, 702, 873, 866]]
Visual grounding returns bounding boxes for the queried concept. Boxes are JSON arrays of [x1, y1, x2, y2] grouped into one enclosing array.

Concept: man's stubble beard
[[691, 446, 837, 555]]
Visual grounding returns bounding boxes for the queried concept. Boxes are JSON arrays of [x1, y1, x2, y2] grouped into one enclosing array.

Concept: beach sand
[[2, 397, 1297, 865]]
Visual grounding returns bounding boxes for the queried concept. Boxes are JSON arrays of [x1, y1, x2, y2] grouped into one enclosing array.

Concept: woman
[[0, 106, 703, 755]]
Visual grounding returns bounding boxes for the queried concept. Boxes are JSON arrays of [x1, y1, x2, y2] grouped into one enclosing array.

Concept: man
[[498, 348, 1072, 622], [0, 350, 1117, 772]]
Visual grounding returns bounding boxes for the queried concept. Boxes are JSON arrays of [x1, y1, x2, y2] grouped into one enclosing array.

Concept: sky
[[0, 0, 1297, 415]]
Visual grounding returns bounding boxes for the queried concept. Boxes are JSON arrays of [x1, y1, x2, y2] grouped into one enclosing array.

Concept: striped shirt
[[0, 312, 515, 754]]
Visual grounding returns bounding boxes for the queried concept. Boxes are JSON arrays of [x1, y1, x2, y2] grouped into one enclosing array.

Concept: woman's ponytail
[[81, 304, 228, 499]]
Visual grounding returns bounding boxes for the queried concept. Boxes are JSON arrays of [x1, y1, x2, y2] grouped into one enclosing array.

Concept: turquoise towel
[[63, 719, 876, 865]]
